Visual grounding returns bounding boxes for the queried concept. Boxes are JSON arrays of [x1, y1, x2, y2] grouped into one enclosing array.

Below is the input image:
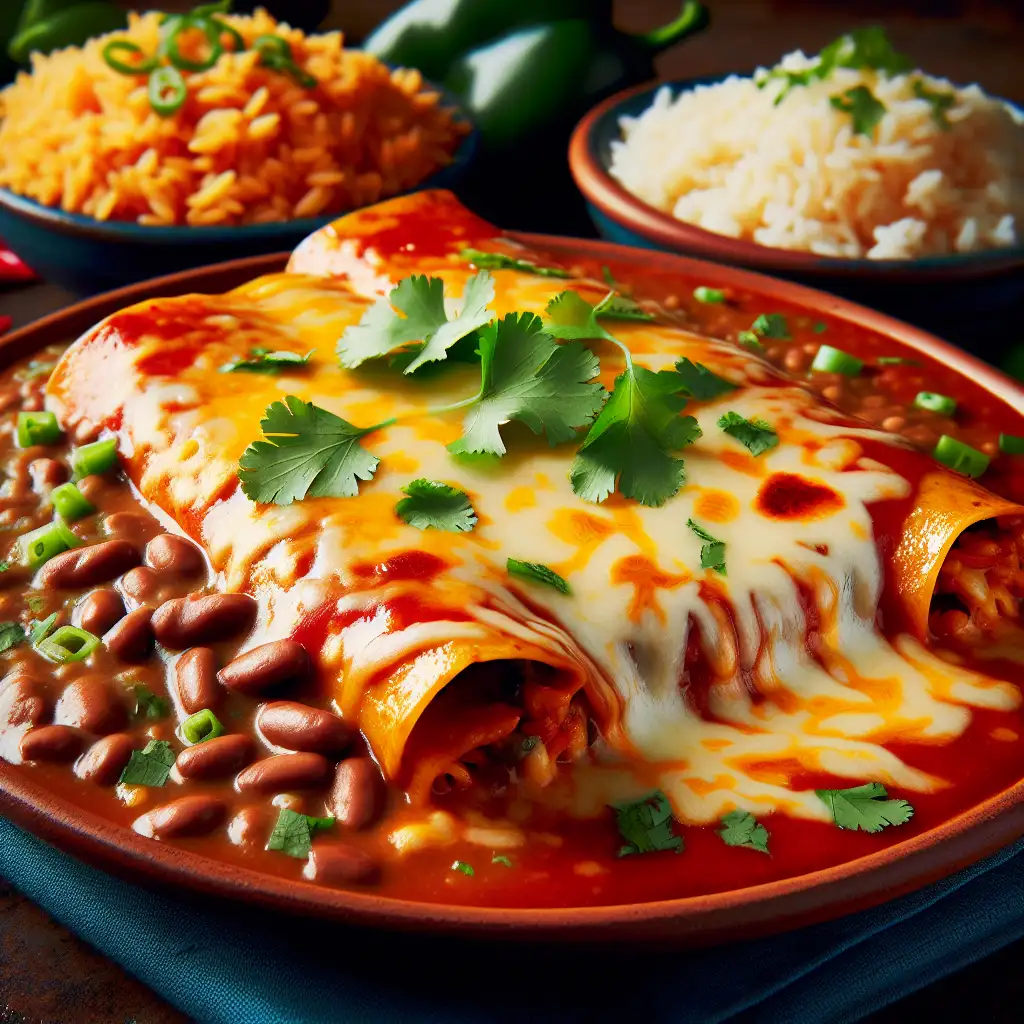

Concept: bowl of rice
[[568, 28, 1023, 344], [0, 6, 476, 294]]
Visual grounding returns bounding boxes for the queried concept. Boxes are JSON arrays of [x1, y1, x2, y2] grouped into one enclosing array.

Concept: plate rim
[[2, 234, 1023, 941]]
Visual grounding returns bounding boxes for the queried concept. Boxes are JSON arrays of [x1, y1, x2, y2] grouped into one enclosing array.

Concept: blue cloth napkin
[[2, 816, 1023, 1024]]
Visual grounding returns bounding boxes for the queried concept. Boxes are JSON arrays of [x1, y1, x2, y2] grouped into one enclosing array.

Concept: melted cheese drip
[[47, 265, 1020, 826]]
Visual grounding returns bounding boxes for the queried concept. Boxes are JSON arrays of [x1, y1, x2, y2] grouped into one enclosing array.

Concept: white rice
[[608, 53, 1024, 259]]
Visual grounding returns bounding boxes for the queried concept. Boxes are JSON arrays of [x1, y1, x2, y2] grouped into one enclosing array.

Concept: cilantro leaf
[[816, 782, 914, 833], [686, 518, 726, 575], [29, 612, 58, 646], [830, 85, 887, 136], [913, 79, 955, 129], [544, 290, 617, 343], [675, 358, 737, 400], [718, 411, 779, 457], [460, 248, 570, 278], [452, 860, 475, 876], [267, 808, 336, 859], [238, 396, 379, 505], [813, 322, 828, 334], [718, 810, 770, 853], [0, 622, 25, 654], [395, 479, 477, 532], [119, 739, 175, 787], [594, 293, 655, 322], [506, 558, 571, 594], [449, 312, 605, 457], [130, 684, 169, 721], [491, 854, 513, 867], [336, 272, 495, 373], [750, 313, 791, 340], [571, 365, 700, 507], [613, 790, 683, 857], [737, 330, 764, 350], [220, 349, 312, 374], [0, 561, 9, 573]]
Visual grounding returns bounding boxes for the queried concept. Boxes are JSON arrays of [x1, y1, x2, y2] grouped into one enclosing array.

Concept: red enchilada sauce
[[1, 253, 1023, 910]]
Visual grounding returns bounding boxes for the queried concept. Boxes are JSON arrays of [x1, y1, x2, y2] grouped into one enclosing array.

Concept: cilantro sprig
[[0, 622, 25, 654], [718, 810, 770, 853], [506, 558, 571, 594], [718, 411, 779, 457], [221, 348, 312, 374], [267, 807, 335, 859], [613, 791, 683, 857], [816, 782, 914, 832], [119, 739, 175, 787], [674, 358, 737, 400], [337, 272, 495, 374], [460, 248, 570, 278], [395, 479, 477, 532], [830, 85, 887, 136], [687, 518, 726, 575]]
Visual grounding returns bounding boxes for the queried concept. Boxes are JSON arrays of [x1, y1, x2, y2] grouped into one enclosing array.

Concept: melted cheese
[[47, 217, 1022, 828]]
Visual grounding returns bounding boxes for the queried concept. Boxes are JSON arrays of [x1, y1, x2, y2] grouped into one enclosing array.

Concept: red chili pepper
[[0, 245, 36, 282]]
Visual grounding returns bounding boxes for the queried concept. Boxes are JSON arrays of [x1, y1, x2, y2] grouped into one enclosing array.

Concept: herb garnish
[[337, 272, 495, 373], [686, 519, 726, 575], [718, 412, 779, 456], [451, 860, 475, 877], [750, 313, 791, 340], [238, 397, 380, 505], [830, 85, 887, 136], [119, 739, 176, 787], [28, 612, 58, 646], [674, 359, 737, 400], [913, 79, 955, 129], [267, 808, 336, 859], [0, 622, 25, 654], [131, 685, 170, 721], [506, 559, 571, 594], [460, 248, 570, 278], [693, 286, 726, 304], [395, 479, 477, 532], [816, 782, 914, 832], [491, 854, 513, 867], [718, 810, 770, 853], [221, 348, 312, 374], [613, 791, 683, 857]]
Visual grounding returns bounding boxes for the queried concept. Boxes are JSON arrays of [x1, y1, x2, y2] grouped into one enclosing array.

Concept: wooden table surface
[[2, 1, 1023, 1021]]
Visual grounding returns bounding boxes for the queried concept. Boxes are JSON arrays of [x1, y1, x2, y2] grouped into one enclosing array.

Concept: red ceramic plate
[[2, 238, 1023, 944]]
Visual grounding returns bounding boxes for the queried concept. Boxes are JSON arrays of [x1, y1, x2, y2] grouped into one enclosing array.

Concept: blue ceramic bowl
[[568, 76, 1024, 356], [0, 92, 477, 296]]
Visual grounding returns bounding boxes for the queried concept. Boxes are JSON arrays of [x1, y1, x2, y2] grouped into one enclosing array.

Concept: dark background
[[3, 1, 1024, 1021]]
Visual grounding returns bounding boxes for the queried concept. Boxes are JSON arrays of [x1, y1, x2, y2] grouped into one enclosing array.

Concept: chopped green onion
[[180, 708, 225, 745], [933, 434, 990, 478], [737, 330, 763, 349], [102, 40, 159, 75], [16, 411, 61, 447], [451, 860, 475, 877], [164, 15, 223, 72], [71, 438, 118, 478], [37, 625, 101, 664], [491, 854, 513, 867], [877, 356, 919, 366], [914, 391, 957, 416], [693, 286, 726, 304], [750, 313, 791, 339], [810, 345, 863, 376], [18, 521, 79, 570], [998, 433, 1024, 455], [29, 612, 58, 645], [148, 65, 188, 117], [49, 482, 95, 522]]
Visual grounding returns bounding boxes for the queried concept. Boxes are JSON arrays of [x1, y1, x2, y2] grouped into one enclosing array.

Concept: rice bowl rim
[[0, 74, 478, 241], [569, 74, 1024, 280]]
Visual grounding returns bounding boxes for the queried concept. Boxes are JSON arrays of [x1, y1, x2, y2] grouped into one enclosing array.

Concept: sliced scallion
[[914, 391, 957, 416], [693, 286, 726, 304], [998, 433, 1024, 455], [18, 521, 79, 570], [16, 411, 61, 447], [932, 434, 990, 478], [37, 625, 101, 663], [71, 438, 118, 478], [810, 345, 863, 376], [181, 708, 225, 745], [49, 482, 95, 522]]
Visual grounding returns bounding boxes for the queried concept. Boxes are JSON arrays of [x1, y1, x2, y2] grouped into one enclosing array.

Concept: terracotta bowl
[[568, 77, 1024, 354], [2, 237, 1024, 943]]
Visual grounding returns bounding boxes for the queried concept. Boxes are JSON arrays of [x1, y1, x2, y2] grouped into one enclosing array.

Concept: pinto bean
[[257, 701, 353, 754], [145, 534, 205, 578], [103, 607, 155, 663], [76, 588, 125, 635], [217, 640, 308, 696], [133, 795, 227, 839], [36, 540, 141, 589], [75, 732, 135, 785], [74, 474, 106, 504], [53, 675, 126, 734], [304, 843, 380, 886], [326, 757, 386, 830], [174, 647, 219, 714], [234, 752, 330, 794], [102, 511, 152, 541], [29, 458, 68, 493], [0, 677, 47, 730], [152, 594, 256, 649], [21, 724, 83, 762], [119, 566, 161, 606], [176, 734, 254, 780]]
